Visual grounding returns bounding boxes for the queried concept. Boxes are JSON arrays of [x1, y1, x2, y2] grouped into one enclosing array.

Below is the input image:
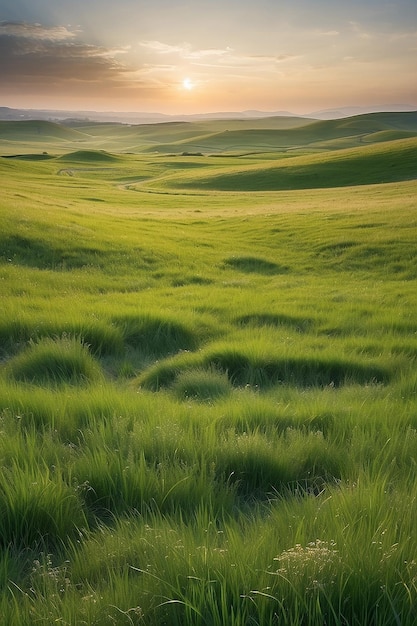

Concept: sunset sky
[[1, 0, 416, 115]]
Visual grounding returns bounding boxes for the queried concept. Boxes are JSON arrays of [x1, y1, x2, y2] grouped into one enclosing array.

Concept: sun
[[182, 77, 194, 90]]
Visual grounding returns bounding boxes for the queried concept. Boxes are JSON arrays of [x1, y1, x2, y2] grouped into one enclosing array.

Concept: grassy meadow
[[0, 111, 417, 624]]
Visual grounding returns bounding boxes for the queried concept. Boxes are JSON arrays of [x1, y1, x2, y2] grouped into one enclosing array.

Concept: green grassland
[[0, 112, 417, 625]]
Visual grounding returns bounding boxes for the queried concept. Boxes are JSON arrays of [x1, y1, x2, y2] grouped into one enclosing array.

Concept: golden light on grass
[[1, 113, 417, 625]]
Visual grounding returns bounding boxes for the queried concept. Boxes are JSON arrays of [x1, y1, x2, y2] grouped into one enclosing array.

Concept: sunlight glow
[[182, 77, 194, 90]]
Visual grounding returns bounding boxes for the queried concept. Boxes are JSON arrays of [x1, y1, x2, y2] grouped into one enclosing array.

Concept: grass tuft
[[171, 367, 232, 402], [234, 312, 314, 332], [113, 313, 199, 357], [0, 462, 87, 549], [204, 349, 390, 388], [5, 336, 103, 386], [223, 256, 289, 275]]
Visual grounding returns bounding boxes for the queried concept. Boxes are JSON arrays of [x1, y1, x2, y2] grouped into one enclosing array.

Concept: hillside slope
[[0, 120, 88, 142], [1, 111, 416, 156], [154, 138, 417, 191], [140, 111, 417, 154]]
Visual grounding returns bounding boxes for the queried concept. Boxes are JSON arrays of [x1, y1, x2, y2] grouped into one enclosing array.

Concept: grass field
[[0, 112, 417, 624]]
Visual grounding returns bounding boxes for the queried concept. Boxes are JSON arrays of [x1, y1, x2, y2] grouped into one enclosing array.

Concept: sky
[[0, 0, 416, 115]]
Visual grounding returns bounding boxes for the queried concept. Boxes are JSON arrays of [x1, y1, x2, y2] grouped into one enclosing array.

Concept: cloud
[[348, 21, 374, 40], [140, 40, 190, 55], [186, 47, 232, 60], [140, 39, 298, 70], [0, 20, 135, 91], [140, 40, 233, 61], [0, 21, 78, 41]]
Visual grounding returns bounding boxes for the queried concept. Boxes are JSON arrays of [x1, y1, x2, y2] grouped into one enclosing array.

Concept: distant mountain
[[184, 110, 296, 120], [307, 104, 417, 120], [0, 106, 297, 124], [0, 107, 172, 124], [0, 104, 415, 125]]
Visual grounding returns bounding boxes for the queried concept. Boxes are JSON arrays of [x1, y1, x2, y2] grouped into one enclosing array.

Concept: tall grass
[[0, 126, 416, 623], [5, 336, 104, 386]]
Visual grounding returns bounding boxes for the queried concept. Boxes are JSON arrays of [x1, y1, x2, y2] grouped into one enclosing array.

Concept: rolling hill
[[140, 111, 417, 155], [1, 111, 416, 157], [0, 120, 88, 142], [151, 138, 417, 191]]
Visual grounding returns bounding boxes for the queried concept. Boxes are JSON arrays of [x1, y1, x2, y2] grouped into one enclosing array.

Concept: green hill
[[141, 111, 417, 155], [58, 149, 121, 163], [0, 120, 88, 142], [1, 112, 416, 156], [158, 138, 417, 191], [362, 130, 417, 143], [0, 111, 416, 160]]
